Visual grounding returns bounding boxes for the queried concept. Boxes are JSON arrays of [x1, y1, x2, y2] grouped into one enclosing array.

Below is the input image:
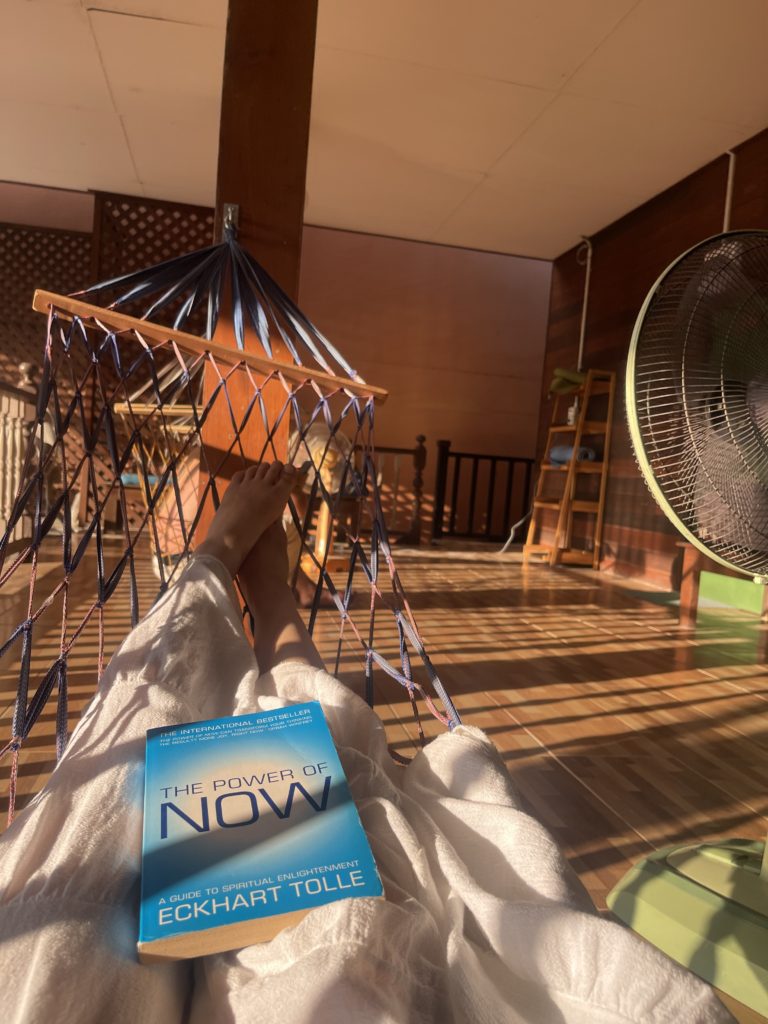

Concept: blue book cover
[[138, 701, 382, 962]]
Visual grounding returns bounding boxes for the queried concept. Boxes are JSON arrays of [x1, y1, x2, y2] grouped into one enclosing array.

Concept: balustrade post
[[431, 439, 450, 542], [18, 363, 34, 392], [0, 367, 37, 548], [17, 364, 38, 547], [397, 434, 426, 546]]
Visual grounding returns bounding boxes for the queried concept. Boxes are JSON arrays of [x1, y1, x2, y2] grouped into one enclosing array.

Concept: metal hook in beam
[[222, 203, 240, 239]]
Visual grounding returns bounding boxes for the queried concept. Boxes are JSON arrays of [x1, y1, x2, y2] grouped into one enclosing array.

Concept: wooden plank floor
[[313, 544, 768, 1024], [1, 540, 766, 1021], [0, 539, 162, 820], [333, 546, 768, 907]]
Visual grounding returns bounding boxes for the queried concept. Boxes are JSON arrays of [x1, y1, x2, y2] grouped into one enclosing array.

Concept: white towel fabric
[[0, 555, 733, 1024]]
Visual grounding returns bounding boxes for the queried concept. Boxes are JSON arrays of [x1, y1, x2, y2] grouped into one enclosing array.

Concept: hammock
[[0, 227, 460, 823]]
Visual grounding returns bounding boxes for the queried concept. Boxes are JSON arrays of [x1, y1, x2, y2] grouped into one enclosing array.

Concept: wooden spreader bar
[[33, 290, 388, 405]]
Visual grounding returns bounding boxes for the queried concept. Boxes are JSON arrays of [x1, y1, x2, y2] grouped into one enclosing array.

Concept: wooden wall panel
[[299, 226, 552, 498], [539, 126, 768, 588], [731, 126, 768, 230]]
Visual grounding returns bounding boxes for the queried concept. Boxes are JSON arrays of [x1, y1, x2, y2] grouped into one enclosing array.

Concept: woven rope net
[[0, 234, 460, 823]]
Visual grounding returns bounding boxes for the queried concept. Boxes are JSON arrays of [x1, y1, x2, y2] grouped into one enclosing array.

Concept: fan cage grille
[[629, 230, 768, 579]]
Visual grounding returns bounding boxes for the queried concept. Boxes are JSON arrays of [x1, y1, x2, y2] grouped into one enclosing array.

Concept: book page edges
[[138, 905, 311, 963], [137, 890, 385, 963]]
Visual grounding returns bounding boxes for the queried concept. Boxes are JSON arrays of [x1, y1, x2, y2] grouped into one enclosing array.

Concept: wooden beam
[[32, 290, 387, 404], [214, 0, 318, 299], [198, 0, 320, 544]]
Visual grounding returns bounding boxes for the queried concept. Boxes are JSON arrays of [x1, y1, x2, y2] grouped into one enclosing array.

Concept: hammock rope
[[0, 233, 461, 824]]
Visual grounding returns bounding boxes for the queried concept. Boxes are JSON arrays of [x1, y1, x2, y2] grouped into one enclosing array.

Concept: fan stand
[[616, 230, 768, 1017], [608, 838, 768, 1014], [606, 544, 768, 1016], [608, 543, 768, 1016]]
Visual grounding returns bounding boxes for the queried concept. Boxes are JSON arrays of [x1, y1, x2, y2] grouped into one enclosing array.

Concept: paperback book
[[138, 701, 382, 962]]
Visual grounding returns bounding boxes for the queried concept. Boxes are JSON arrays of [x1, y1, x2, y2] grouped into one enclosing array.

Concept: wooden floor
[[322, 547, 768, 904], [316, 544, 768, 1024], [1, 539, 766, 1021], [0, 540, 162, 820]]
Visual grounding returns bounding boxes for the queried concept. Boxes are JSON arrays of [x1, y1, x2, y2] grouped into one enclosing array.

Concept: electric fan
[[608, 230, 768, 1015]]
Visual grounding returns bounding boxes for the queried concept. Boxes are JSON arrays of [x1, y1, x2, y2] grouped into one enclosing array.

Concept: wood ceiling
[[2, 0, 767, 258]]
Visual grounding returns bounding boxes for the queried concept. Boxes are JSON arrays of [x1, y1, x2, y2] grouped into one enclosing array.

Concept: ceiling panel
[[88, 10, 224, 122], [488, 94, 751, 199], [0, 98, 139, 194], [316, 0, 639, 91], [3, 0, 768, 259], [312, 47, 554, 176], [565, 0, 768, 129], [432, 176, 639, 259], [124, 112, 219, 206], [0, 3, 111, 111], [84, 0, 227, 28], [306, 123, 482, 240]]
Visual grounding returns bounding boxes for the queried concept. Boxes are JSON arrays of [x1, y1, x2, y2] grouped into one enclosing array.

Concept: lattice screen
[[93, 192, 214, 282], [0, 224, 93, 533], [0, 222, 91, 387], [79, 195, 213, 525]]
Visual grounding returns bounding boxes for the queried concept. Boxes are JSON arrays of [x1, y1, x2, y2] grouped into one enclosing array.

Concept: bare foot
[[197, 462, 296, 577], [294, 566, 335, 609]]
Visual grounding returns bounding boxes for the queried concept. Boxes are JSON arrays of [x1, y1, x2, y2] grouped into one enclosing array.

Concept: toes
[[264, 461, 284, 484], [237, 461, 298, 489], [230, 469, 246, 485]]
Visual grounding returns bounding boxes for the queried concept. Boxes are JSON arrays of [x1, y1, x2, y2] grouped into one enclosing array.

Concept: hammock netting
[[0, 229, 460, 823]]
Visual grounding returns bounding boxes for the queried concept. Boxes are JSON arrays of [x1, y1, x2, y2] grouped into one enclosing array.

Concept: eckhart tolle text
[[156, 861, 366, 926]]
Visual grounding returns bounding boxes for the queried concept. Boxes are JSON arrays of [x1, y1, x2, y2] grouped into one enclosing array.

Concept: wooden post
[[398, 434, 427, 546], [678, 542, 702, 629], [432, 440, 451, 542], [214, 0, 318, 298], [199, 0, 319, 533]]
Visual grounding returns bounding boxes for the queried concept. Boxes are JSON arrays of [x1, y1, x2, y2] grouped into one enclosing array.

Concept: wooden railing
[[0, 365, 36, 547], [431, 439, 534, 542], [356, 435, 427, 545]]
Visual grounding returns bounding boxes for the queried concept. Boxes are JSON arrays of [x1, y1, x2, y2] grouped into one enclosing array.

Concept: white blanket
[[0, 555, 733, 1023]]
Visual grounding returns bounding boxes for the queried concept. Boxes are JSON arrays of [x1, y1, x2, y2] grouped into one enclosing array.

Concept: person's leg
[[294, 558, 334, 610], [196, 461, 323, 668], [238, 521, 325, 672], [0, 462, 298, 1024]]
